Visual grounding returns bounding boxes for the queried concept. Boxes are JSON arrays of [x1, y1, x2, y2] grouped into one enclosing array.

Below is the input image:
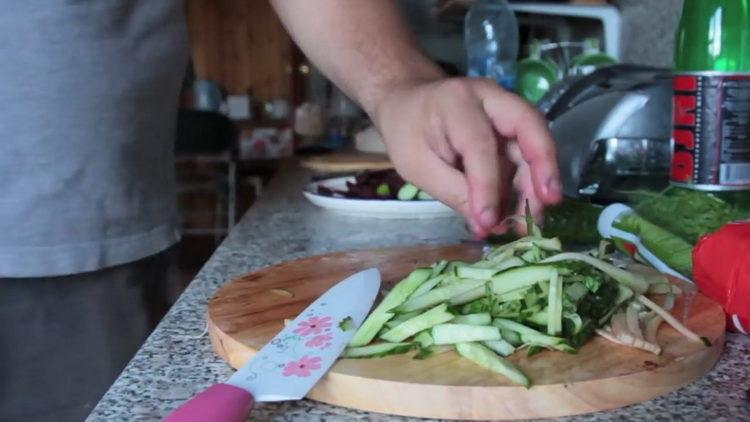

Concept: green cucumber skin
[[613, 211, 693, 277]]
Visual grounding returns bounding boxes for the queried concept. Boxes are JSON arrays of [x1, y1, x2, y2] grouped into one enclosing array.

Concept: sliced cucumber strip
[[409, 275, 445, 299], [349, 268, 431, 346], [447, 286, 486, 306], [482, 339, 516, 357], [490, 265, 558, 295], [397, 183, 419, 200], [520, 247, 541, 263], [431, 323, 501, 345], [565, 281, 589, 303], [342, 342, 415, 358], [493, 318, 564, 346], [456, 265, 498, 280], [546, 270, 563, 336], [396, 278, 486, 313], [564, 312, 584, 334], [484, 248, 513, 263], [413, 331, 434, 348], [455, 342, 530, 387], [430, 260, 449, 277], [524, 306, 548, 327], [496, 286, 532, 303], [384, 319, 401, 329], [494, 257, 526, 273], [520, 333, 574, 353], [500, 328, 523, 347], [391, 310, 422, 323], [451, 313, 492, 325], [445, 261, 472, 277], [381, 304, 454, 343]]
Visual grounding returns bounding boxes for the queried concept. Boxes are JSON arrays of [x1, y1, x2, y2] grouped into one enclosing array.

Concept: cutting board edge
[[205, 244, 728, 420]]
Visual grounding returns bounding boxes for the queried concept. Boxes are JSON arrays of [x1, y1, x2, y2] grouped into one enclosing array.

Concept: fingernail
[[479, 207, 498, 229]]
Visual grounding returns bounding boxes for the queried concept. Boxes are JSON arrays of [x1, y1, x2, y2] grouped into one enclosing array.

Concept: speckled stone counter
[[89, 162, 750, 422]]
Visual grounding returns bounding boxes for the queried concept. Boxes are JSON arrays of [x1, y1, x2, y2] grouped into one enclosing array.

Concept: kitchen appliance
[[204, 244, 724, 420], [539, 64, 673, 202], [164, 268, 381, 422]]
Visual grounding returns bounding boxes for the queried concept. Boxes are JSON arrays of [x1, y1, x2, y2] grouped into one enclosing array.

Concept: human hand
[[372, 77, 562, 238]]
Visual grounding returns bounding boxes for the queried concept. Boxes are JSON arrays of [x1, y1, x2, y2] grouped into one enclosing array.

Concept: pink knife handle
[[163, 383, 254, 422]]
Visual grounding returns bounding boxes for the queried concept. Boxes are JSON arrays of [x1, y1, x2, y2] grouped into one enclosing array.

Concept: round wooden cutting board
[[206, 244, 726, 420]]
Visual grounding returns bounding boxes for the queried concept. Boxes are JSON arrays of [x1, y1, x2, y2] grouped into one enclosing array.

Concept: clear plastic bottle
[[464, 0, 519, 90]]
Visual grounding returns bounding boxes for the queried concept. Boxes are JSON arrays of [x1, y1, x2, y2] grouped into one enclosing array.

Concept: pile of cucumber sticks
[[341, 213, 706, 387]]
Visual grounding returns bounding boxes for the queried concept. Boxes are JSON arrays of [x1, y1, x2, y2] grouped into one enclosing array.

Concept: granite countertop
[[89, 162, 750, 422]]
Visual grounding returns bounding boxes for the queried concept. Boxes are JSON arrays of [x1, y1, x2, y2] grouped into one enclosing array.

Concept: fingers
[[436, 81, 507, 233], [471, 81, 562, 206], [403, 152, 472, 222]]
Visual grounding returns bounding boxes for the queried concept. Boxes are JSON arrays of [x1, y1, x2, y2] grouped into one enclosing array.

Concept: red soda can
[[671, 72, 750, 190]]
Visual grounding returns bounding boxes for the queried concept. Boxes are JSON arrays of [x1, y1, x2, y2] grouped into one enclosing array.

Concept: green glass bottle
[[670, 0, 750, 191], [674, 0, 750, 72]]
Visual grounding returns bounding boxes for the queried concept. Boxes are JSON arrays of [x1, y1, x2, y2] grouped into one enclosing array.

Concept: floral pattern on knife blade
[[305, 333, 333, 349], [282, 355, 322, 377], [294, 315, 332, 336]]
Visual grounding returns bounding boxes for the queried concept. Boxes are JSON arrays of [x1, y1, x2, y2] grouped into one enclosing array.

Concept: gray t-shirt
[[0, 1, 189, 277]]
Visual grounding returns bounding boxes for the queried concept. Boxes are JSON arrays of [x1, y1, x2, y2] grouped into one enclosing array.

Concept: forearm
[[270, 0, 443, 118]]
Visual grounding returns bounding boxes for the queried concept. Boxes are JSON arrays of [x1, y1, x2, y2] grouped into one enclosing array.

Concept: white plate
[[303, 176, 456, 219]]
